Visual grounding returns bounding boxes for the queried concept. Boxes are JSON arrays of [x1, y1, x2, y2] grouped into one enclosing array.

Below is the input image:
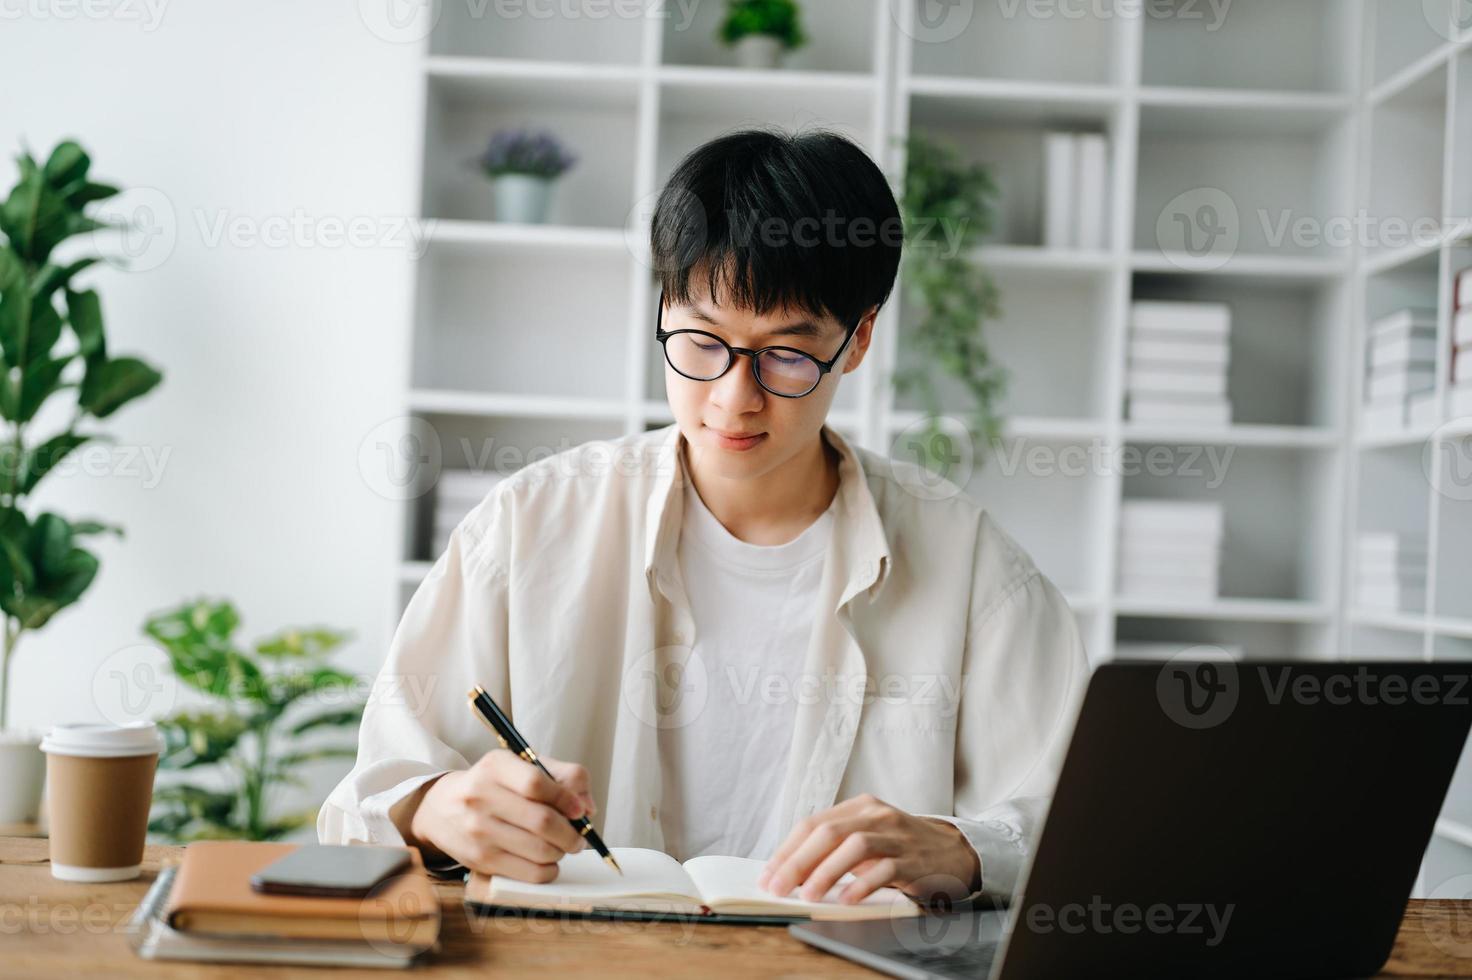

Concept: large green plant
[[0, 141, 163, 730], [895, 134, 1006, 465], [145, 599, 363, 842]]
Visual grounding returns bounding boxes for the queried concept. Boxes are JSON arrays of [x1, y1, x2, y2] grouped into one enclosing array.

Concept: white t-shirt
[[657, 480, 836, 862]]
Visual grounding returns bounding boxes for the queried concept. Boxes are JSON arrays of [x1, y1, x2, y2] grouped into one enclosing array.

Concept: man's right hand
[[406, 749, 596, 883]]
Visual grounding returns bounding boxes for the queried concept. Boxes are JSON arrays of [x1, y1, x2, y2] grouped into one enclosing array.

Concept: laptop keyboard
[[883, 941, 1000, 979]]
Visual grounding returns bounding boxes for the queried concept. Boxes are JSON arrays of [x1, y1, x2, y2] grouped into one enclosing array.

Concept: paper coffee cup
[[40, 722, 162, 882]]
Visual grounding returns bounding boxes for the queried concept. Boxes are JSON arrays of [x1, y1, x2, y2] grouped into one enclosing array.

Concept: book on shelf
[[1453, 382, 1472, 418], [1043, 132, 1074, 249], [1073, 132, 1108, 251], [1455, 308, 1472, 348], [1119, 499, 1225, 535], [1366, 366, 1436, 402], [1455, 346, 1472, 384], [1408, 390, 1440, 429], [1369, 308, 1436, 343], [1130, 300, 1231, 336], [1369, 332, 1438, 370], [1113, 641, 1244, 660], [1356, 531, 1427, 562], [464, 847, 921, 923], [1127, 368, 1228, 397], [1130, 337, 1230, 367], [1127, 395, 1232, 425], [1455, 266, 1472, 310]]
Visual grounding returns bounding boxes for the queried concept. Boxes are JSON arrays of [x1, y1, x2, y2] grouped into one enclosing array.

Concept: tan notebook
[[465, 847, 922, 921], [164, 841, 440, 949]]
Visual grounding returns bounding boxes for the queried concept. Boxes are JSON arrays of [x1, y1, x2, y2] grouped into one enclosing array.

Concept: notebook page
[[681, 855, 915, 914], [488, 847, 699, 905]]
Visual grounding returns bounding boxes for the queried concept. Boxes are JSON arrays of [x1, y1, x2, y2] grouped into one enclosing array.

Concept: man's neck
[[683, 430, 841, 546]]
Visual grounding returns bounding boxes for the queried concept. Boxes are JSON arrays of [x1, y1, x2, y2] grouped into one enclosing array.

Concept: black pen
[[467, 685, 623, 875]]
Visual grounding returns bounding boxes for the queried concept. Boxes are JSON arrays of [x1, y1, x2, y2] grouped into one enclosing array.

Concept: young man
[[321, 129, 1087, 907]]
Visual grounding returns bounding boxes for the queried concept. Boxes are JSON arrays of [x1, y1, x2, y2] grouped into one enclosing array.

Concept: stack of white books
[[1454, 267, 1472, 417], [1126, 301, 1232, 425], [1363, 308, 1438, 433], [1117, 500, 1224, 602], [1043, 131, 1109, 250], [431, 470, 503, 558], [1354, 531, 1427, 613]]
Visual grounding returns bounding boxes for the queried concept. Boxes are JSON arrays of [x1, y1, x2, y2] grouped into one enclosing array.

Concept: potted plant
[[0, 141, 163, 824], [144, 599, 362, 841], [476, 128, 577, 225], [895, 134, 1006, 467], [718, 0, 806, 69]]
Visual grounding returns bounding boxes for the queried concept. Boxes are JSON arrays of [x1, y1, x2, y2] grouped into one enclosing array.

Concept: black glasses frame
[[654, 289, 860, 399]]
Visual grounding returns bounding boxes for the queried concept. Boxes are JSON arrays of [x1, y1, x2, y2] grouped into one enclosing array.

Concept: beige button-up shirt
[[319, 423, 1089, 899]]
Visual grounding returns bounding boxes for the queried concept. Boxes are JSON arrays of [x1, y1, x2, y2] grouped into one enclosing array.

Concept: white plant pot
[[734, 34, 784, 69], [492, 174, 555, 225], [0, 731, 45, 824]]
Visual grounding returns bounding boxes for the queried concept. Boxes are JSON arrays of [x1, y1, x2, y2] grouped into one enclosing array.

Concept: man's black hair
[[650, 127, 903, 332]]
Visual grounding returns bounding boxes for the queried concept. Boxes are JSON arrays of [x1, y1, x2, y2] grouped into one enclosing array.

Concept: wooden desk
[[3, 835, 1471, 978]]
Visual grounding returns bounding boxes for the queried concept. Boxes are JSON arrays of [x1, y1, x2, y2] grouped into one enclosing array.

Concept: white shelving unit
[[388, 0, 1472, 886]]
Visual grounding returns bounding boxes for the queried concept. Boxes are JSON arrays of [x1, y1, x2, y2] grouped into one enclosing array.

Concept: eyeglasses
[[654, 290, 859, 399]]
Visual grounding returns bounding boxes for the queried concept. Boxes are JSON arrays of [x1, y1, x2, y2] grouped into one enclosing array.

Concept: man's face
[[662, 281, 874, 483]]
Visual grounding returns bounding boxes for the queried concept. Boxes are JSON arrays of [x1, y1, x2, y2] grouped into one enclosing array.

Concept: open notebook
[[464, 847, 922, 921]]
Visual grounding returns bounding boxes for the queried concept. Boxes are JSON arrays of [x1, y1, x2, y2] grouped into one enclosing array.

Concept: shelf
[[905, 76, 1119, 126], [1435, 818, 1472, 851], [1349, 608, 1429, 634], [1137, 88, 1352, 135], [887, 412, 1107, 443], [1113, 597, 1333, 624], [425, 219, 629, 253], [1130, 253, 1349, 281], [1121, 424, 1339, 450], [1370, 43, 1452, 106], [1356, 426, 1440, 451], [425, 55, 643, 86], [1431, 617, 1472, 641], [409, 389, 628, 421], [970, 245, 1115, 276]]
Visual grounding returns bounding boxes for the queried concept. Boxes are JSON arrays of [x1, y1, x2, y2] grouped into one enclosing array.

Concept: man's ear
[[841, 306, 880, 375]]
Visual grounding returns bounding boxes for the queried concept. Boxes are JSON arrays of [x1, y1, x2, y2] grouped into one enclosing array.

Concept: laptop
[[791, 660, 1472, 979]]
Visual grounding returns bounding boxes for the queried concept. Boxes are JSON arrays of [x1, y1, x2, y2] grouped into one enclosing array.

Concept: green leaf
[[68, 518, 123, 538], [259, 810, 317, 841], [18, 353, 72, 422], [67, 182, 119, 208], [272, 746, 358, 769], [255, 627, 352, 660], [157, 709, 247, 768], [79, 355, 162, 418], [63, 288, 105, 361], [31, 259, 95, 306], [0, 248, 32, 369], [0, 518, 99, 628], [42, 142, 90, 190], [0, 152, 73, 263], [19, 432, 92, 495]]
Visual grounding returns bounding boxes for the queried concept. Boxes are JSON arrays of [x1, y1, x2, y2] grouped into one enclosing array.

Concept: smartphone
[[249, 844, 412, 898]]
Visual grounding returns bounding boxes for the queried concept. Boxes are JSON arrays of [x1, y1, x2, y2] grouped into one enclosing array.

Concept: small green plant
[[144, 599, 362, 842], [0, 140, 164, 731], [718, 0, 806, 49], [895, 134, 1006, 466]]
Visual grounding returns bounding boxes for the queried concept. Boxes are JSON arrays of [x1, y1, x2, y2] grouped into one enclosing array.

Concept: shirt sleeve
[[924, 541, 1090, 905], [316, 484, 515, 870]]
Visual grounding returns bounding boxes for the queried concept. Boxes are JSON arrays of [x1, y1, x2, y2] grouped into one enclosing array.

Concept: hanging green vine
[[894, 134, 1006, 468]]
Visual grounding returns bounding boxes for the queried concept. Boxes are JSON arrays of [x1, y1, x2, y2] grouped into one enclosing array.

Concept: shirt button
[[650, 806, 658, 821], [672, 631, 687, 644]]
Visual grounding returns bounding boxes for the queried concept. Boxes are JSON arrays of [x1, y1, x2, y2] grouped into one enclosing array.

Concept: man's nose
[[710, 353, 766, 413]]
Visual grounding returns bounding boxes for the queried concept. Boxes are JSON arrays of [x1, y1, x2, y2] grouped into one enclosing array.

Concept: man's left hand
[[756, 793, 981, 905]]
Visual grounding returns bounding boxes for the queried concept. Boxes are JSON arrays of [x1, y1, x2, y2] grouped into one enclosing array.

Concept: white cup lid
[[40, 722, 163, 758]]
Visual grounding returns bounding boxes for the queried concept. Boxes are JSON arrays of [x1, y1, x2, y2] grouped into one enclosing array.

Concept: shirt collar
[[642, 423, 891, 606]]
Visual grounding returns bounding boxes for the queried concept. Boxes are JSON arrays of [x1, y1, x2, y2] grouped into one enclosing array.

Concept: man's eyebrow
[[688, 304, 829, 339]]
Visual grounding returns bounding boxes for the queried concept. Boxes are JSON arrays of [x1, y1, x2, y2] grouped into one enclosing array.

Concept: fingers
[[761, 815, 874, 898], [480, 749, 588, 820], [492, 786, 588, 855], [543, 756, 596, 816], [837, 857, 900, 905], [460, 841, 562, 884], [798, 832, 900, 903], [485, 813, 585, 864]]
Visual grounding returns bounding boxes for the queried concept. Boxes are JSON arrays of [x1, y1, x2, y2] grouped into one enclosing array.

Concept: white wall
[[0, 2, 421, 796]]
